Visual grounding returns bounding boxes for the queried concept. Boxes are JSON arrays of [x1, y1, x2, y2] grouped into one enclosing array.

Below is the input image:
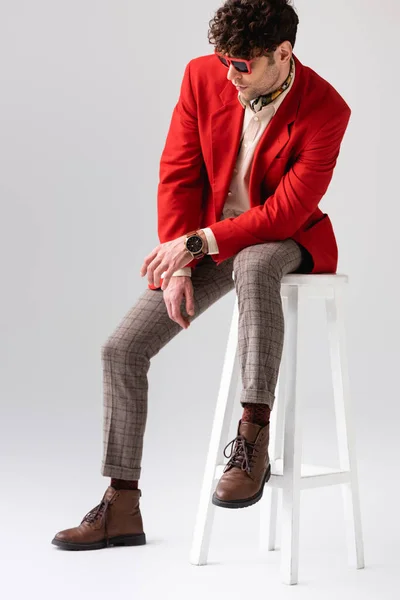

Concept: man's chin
[[240, 89, 257, 101]]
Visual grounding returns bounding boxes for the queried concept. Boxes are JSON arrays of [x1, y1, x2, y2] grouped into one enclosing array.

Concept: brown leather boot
[[52, 486, 146, 550], [212, 419, 271, 509]]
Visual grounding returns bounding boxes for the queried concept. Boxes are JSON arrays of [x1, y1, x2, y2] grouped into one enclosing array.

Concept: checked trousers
[[100, 239, 312, 480]]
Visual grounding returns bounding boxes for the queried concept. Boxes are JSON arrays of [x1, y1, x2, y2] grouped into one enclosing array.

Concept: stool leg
[[190, 298, 240, 565], [259, 297, 288, 552], [326, 286, 365, 570], [280, 286, 303, 585]]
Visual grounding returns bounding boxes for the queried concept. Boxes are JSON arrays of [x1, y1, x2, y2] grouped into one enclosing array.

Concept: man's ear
[[278, 41, 293, 64]]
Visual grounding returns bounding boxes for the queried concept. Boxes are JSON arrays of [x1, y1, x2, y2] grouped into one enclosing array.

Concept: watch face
[[187, 235, 203, 253]]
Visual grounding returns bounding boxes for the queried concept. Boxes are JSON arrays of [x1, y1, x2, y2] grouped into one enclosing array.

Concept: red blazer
[[149, 53, 351, 290]]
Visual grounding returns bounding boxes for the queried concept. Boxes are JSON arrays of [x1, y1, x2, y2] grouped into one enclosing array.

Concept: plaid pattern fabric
[[101, 239, 306, 480]]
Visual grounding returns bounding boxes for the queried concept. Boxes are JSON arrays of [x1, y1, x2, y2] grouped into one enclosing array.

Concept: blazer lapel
[[248, 54, 305, 204], [210, 54, 306, 216]]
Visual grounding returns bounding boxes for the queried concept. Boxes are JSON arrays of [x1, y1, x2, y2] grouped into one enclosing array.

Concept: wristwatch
[[184, 230, 206, 260]]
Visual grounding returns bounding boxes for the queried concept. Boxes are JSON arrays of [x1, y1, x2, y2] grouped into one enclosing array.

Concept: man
[[52, 0, 351, 550]]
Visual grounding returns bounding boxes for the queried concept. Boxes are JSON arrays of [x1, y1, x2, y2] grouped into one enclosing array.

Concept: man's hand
[[140, 231, 208, 290], [140, 234, 191, 289], [163, 276, 195, 329]]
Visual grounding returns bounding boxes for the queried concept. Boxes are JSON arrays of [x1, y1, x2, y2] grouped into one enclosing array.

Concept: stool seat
[[281, 272, 349, 286], [190, 271, 365, 585]]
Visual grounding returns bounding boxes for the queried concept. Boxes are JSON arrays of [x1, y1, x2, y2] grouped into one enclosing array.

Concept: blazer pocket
[[303, 213, 328, 231], [274, 152, 292, 160]]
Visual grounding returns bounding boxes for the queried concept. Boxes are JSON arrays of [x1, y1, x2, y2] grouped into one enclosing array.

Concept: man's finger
[[170, 304, 189, 329], [164, 298, 173, 321], [147, 257, 164, 286], [161, 271, 172, 290], [185, 286, 195, 316], [161, 264, 180, 290], [140, 247, 159, 276], [153, 262, 169, 288]]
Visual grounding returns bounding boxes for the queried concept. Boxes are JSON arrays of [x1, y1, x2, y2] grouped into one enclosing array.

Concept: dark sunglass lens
[[217, 55, 229, 67], [232, 60, 249, 73]]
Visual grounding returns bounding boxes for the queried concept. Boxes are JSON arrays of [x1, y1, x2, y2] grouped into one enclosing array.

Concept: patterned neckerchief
[[249, 57, 295, 114]]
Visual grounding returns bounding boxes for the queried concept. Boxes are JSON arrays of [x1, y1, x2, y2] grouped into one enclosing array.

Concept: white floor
[[3, 455, 399, 600]]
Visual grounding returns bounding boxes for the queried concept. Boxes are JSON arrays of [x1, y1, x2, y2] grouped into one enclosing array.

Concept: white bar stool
[[190, 272, 365, 585]]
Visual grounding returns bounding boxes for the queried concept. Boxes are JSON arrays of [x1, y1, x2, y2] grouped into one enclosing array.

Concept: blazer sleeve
[[208, 106, 351, 262], [147, 60, 206, 290]]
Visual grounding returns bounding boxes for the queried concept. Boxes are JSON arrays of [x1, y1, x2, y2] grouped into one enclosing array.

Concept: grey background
[[1, 0, 398, 597]]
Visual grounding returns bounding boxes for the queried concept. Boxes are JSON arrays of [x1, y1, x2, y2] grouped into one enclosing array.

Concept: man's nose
[[226, 64, 242, 82]]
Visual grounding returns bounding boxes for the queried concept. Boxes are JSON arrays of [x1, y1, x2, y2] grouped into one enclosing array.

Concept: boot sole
[[211, 464, 271, 509], [51, 532, 146, 551]]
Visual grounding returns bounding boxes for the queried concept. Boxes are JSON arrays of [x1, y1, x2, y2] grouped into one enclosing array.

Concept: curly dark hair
[[208, 0, 299, 61]]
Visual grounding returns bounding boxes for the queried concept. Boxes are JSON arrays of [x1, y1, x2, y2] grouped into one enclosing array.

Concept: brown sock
[[110, 478, 139, 490], [241, 403, 271, 427]]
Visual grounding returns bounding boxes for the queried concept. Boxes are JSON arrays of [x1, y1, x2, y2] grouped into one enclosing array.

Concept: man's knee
[[233, 245, 282, 283], [101, 330, 144, 364], [101, 336, 126, 363]]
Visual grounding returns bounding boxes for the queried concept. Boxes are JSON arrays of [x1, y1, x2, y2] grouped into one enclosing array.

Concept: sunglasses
[[215, 50, 267, 74]]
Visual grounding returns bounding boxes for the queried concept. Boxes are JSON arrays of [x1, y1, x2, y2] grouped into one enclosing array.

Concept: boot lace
[[81, 500, 109, 525], [223, 434, 258, 474], [80, 497, 114, 541]]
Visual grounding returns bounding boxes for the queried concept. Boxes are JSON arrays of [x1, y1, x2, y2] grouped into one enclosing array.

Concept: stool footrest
[[215, 460, 351, 490]]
